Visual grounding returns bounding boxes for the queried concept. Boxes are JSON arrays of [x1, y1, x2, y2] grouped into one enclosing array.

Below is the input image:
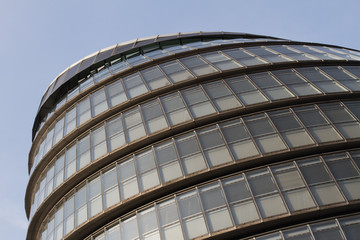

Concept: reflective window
[[245, 46, 294, 63], [160, 93, 191, 125], [106, 80, 127, 108], [179, 55, 219, 76], [197, 126, 233, 167], [226, 76, 268, 105], [320, 66, 360, 91], [31, 100, 360, 216], [267, 45, 317, 61], [269, 109, 315, 148], [272, 69, 321, 96], [296, 67, 348, 93], [201, 51, 243, 70], [319, 102, 360, 139], [91, 89, 108, 117], [176, 133, 207, 174], [123, 108, 146, 142], [298, 158, 345, 205], [40, 148, 360, 240], [203, 80, 242, 111], [244, 114, 287, 154], [77, 97, 91, 126], [141, 99, 168, 134], [159, 60, 194, 83], [140, 66, 171, 90], [122, 73, 148, 98], [106, 116, 125, 152], [223, 48, 268, 66], [248, 72, 295, 100], [181, 86, 216, 118], [295, 106, 343, 143]]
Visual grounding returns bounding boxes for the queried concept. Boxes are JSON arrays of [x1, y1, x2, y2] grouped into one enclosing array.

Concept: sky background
[[0, 0, 359, 239]]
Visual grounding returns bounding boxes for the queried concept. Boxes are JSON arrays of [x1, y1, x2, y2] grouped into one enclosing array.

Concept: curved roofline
[[32, 32, 284, 138]]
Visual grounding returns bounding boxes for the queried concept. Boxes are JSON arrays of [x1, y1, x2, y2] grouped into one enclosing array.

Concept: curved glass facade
[[26, 32, 360, 240], [40, 149, 360, 240]]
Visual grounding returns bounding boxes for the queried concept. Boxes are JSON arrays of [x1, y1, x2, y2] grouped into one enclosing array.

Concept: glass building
[[25, 32, 360, 240]]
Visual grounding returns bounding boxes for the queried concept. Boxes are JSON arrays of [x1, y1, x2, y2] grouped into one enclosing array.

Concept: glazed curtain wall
[[245, 214, 360, 240], [31, 63, 360, 174], [33, 43, 360, 148], [39, 149, 360, 240], [34, 100, 360, 235], [29, 95, 360, 217]]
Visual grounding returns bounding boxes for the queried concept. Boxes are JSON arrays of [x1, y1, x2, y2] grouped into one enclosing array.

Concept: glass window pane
[[308, 125, 343, 143], [155, 141, 178, 166], [226, 76, 268, 105], [340, 216, 360, 239], [245, 46, 292, 63], [91, 126, 107, 160], [255, 134, 287, 153], [140, 66, 170, 90], [256, 194, 287, 218], [272, 163, 305, 190], [223, 48, 268, 66], [77, 97, 91, 126], [298, 158, 332, 184], [106, 80, 127, 107], [159, 60, 194, 83], [247, 169, 277, 196], [203, 80, 242, 111], [201, 51, 243, 70], [106, 225, 120, 240], [91, 89, 108, 116], [338, 178, 360, 200], [245, 115, 276, 136], [283, 226, 313, 240], [179, 55, 218, 76], [88, 177, 101, 199], [181, 86, 216, 118], [122, 73, 148, 98], [106, 116, 125, 151], [178, 191, 202, 218], [121, 216, 139, 240], [283, 188, 316, 211], [77, 135, 90, 169], [199, 183, 226, 211], [310, 183, 345, 205], [311, 221, 345, 240], [223, 175, 251, 203], [270, 112, 302, 132], [160, 93, 192, 125], [182, 215, 208, 239], [102, 168, 117, 191], [231, 200, 260, 225], [64, 107, 77, 135], [138, 207, 158, 235], [123, 108, 146, 142], [158, 199, 179, 227], [159, 161, 182, 182], [142, 100, 168, 134], [206, 207, 233, 232], [323, 154, 360, 179], [161, 223, 184, 240]]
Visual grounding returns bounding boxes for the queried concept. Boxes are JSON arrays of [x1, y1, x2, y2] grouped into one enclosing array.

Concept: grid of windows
[[39, 150, 360, 240], [34, 43, 360, 141], [246, 215, 360, 240], [27, 34, 360, 240], [31, 64, 360, 174], [30, 101, 360, 219]]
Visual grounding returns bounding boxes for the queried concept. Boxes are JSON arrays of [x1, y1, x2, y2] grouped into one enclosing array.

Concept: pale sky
[[0, 0, 359, 239]]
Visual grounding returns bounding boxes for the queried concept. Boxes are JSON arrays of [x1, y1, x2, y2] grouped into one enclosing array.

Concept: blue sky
[[0, 0, 359, 239]]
